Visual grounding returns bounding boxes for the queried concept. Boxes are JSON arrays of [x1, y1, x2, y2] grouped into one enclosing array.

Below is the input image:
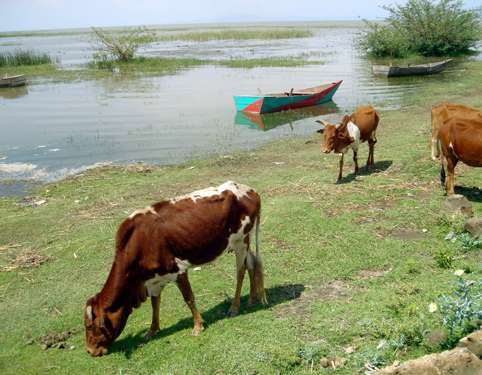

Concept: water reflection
[[235, 102, 339, 131], [0, 86, 29, 99]]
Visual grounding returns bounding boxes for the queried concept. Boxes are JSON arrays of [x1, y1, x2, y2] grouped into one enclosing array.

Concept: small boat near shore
[[0, 74, 27, 88], [234, 80, 342, 114], [372, 59, 452, 77]]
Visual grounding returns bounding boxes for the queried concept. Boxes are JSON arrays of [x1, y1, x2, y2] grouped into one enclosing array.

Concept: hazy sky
[[1, 0, 480, 32]]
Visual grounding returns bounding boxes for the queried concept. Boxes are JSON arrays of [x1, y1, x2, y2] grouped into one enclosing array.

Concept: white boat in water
[[0, 74, 27, 88]]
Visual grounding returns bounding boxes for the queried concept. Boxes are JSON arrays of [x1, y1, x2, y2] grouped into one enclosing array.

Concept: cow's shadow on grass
[[337, 160, 393, 184], [454, 186, 482, 203], [110, 283, 305, 357]]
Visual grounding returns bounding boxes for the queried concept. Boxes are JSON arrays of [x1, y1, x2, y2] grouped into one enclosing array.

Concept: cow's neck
[[97, 255, 145, 312]]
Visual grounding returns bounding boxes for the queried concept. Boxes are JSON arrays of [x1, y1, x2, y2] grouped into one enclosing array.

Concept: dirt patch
[[266, 235, 294, 252], [1, 250, 51, 272], [33, 330, 76, 350], [389, 229, 427, 241], [358, 267, 392, 279], [276, 280, 351, 317]]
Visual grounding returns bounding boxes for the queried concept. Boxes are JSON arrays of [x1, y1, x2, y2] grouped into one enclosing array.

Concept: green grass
[[155, 29, 313, 42], [0, 56, 324, 83], [0, 50, 53, 67], [218, 57, 323, 68], [0, 61, 481, 375]]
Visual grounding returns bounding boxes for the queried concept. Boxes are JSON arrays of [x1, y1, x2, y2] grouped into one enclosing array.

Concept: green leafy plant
[[438, 277, 482, 347], [457, 232, 482, 252]]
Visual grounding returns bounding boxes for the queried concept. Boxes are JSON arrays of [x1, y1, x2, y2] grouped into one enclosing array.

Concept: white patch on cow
[[171, 181, 253, 203], [347, 121, 361, 152], [228, 215, 251, 251], [144, 258, 192, 297], [129, 206, 157, 219], [175, 258, 191, 274]]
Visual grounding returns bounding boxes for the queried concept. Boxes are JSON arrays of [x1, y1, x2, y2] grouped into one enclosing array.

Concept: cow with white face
[[316, 106, 379, 182], [84, 181, 267, 356]]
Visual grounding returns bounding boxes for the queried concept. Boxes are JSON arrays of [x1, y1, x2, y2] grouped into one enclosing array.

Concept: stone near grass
[[464, 218, 482, 239], [458, 329, 482, 358], [376, 348, 481, 375], [444, 194, 474, 218]]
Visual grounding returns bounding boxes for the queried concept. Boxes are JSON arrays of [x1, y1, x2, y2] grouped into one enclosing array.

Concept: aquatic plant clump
[[362, 0, 481, 57], [155, 29, 313, 42], [0, 50, 53, 67]]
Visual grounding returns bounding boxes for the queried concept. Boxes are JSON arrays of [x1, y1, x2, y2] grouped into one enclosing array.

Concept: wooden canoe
[[233, 80, 342, 114], [0, 74, 27, 88], [372, 59, 452, 77]]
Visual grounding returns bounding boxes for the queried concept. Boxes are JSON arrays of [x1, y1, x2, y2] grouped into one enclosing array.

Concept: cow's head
[[316, 115, 353, 153], [84, 297, 115, 357]]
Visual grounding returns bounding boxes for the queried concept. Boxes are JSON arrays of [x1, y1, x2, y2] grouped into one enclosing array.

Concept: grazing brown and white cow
[[84, 181, 267, 356], [316, 106, 379, 182], [439, 116, 482, 194], [431, 103, 481, 161]]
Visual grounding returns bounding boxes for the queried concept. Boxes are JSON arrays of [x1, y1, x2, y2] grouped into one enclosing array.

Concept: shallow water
[[0, 23, 476, 187]]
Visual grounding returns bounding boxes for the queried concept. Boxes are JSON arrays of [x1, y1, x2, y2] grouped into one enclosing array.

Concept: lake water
[[0, 23, 477, 186]]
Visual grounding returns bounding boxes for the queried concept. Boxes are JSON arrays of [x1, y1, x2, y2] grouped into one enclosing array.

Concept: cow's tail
[[440, 155, 447, 189], [253, 211, 268, 304], [431, 110, 440, 161]]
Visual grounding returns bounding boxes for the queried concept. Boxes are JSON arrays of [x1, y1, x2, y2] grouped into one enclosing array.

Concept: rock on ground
[[464, 218, 482, 239], [444, 194, 474, 218], [458, 329, 482, 358], [376, 348, 481, 375]]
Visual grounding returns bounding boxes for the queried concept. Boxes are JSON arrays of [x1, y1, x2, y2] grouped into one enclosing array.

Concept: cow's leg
[[176, 272, 204, 336], [353, 150, 359, 174], [246, 254, 257, 306], [228, 246, 248, 317], [446, 157, 458, 195], [368, 132, 377, 167], [337, 153, 344, 182], [145, 295, 161, 339]]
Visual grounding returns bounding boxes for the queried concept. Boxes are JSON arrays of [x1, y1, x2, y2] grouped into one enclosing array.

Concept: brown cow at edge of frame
[[439, 116, 482, 195], [84, 181, 267, 357], [431, 102, 481, 161], [316, 106, 379, 183]]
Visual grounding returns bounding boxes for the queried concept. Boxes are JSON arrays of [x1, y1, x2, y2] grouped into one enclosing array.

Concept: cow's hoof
[[145, 328, 159, 340], [191, 325, 204, 336]]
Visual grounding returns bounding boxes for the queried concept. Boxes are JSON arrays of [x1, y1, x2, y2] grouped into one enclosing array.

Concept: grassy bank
[[0, 61, 481, 374]]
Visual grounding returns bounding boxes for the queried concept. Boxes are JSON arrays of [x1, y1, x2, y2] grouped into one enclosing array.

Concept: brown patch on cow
[[276, 280, 351, 317], [1, 249, 51, 272], [36, 330, 76, 350]]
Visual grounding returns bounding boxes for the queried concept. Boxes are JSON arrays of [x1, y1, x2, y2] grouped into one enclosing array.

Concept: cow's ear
[[315, 120, 326, 133]]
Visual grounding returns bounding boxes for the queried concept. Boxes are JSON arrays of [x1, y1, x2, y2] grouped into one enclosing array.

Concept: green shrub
[[0, 49, 53, 67], [437, 276, 481, 347], [91, 26, 155, 62], [362, 0, 481, 57]]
